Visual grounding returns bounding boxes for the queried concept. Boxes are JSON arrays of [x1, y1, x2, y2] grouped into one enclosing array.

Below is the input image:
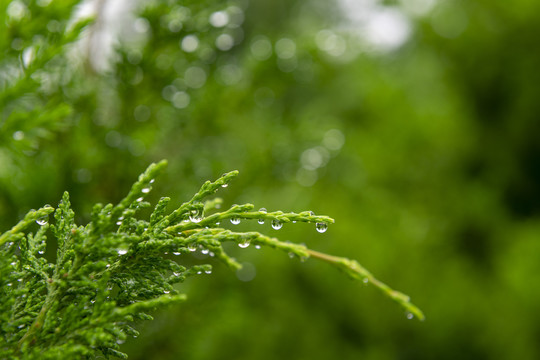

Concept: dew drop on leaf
[[230, 217, 240, 225], [189, 209, 203, 223], [271, 219, 282, 230], [315, 222, 328, 233], [238, 241, 250, 248], [36, 215, 48, 226]]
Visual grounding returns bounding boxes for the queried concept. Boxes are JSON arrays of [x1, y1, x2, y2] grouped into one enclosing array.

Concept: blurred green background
[[2, 0, 540, 359]]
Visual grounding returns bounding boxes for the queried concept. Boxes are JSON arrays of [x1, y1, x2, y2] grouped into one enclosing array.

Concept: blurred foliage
[[1, 0, 540, 359]]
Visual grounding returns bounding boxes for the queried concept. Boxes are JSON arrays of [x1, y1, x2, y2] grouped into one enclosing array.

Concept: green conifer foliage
[[1, 160, 423, 359]]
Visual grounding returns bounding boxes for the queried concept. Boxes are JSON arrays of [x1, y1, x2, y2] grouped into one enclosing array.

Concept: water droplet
[[406, 312, 414, 320], [18, 324, 26, 329], [221, 183, 228, 188], [173, 252, 181, 255], [308, 211, 315, 216], [189, 209, 203, 223], [238, 241, 250, 248], [288, 252, 295, 258], [205, 270, 212, 274], [173, 272, 181, 277], [142, 187, 151, 193], [201, 249, 209, 255], [118, 249, 128, 255], [271, 219, 282, 230], [209, 252, 215, 257], [258, 208, 267, 224], [136, 197, 143, 202], [255, 245, 261, 249], [106, 264, 111, 268], [38, 250, 44, 255], [230, 217, 240, 225], [36, 215, 48, 226], [196, 271, 202, 275], [215, 221, 221, 225], [315, 222, 328, 233], [164, 290, 170, 294], [363, 278, 369, 285], [188, 243, 197, 252], [116, 221, 122, 225], [149, 179, 155, 184], [10, 262, 16, 266]]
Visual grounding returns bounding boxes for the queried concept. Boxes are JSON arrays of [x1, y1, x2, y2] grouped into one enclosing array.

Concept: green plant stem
[[306, 249, 425, 321]]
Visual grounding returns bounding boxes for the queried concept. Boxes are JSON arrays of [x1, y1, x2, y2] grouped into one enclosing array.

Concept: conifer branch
[[0, 160, 424, 359]]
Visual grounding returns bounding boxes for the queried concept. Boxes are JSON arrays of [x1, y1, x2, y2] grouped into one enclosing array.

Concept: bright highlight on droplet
[[315, 222, 328, 233], [230, 217, 241, 225], [36, 215, 48, 226], [271, 219, 282, 230], [238, 241, 250, 248]]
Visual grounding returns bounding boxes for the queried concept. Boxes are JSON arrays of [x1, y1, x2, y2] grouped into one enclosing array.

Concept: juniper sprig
[[0, 160, 424, 359]]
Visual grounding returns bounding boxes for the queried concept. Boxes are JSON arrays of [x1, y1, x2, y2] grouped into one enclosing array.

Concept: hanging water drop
[[196, 271, 202, 275], [142, 187, 151, 193], [173, 251, 181, 255], [149, 179, 155, 184], [271, 219, 282, 230], [201, 248, 209, 255], [173, 272, 180, 277], [221, 183, 228, 188], [164, 290, 170, 294], [136, 197, 143, 202], [238, 241, 250, 248], [315, 222, 328, 233], [205, 270, 212, 274], [36, 215, 48, 226], [230, 217, 240, 225], [258, 208, 267, 224], [189, 209, 203, 223], [117, 248, 128, 256], [363, 278, 369, 285], [188, 243, 197, 252], [406, 312, 414, 320], [255, 245, 261, 249], [38, 250, 45, 255]]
